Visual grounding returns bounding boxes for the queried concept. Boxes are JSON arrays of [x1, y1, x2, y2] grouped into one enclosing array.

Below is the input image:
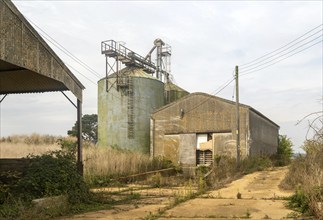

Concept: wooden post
[[235, 65, 241, 165]]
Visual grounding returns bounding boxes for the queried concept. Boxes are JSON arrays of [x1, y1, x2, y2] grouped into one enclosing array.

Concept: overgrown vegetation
[[83, 144, 174, 186], [0, 135, 173, 187], [282, 140, 323, 218], [281, 113, 323, 219], [0, 134, 177, 218], [0, 144, 94, 219], [274, 135, 293, 166], [1, 132, 306, 219], [205, 155, 274, 188]]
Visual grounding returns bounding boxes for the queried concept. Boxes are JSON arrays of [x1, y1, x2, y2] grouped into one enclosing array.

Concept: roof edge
[[5, 0, 85, 90], [152, 92, 279, 128]]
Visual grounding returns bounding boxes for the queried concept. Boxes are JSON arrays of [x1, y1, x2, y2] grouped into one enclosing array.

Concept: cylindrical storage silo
[[98, 67, 165, 154], [164, 82, 189, 104]]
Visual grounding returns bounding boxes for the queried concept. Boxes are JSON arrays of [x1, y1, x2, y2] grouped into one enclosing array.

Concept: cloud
[[2, 1, 322, 151]]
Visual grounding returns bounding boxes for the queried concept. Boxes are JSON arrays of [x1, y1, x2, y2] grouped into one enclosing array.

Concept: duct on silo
[[164, 82, 189, 104], [97, 67, 165, 154]]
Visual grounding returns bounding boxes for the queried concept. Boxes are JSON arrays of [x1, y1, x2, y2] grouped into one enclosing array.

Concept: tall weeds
[[0, 134, 61, 158], [0, 134, 172, 186], [83, 146, 170, 185], [282, 139, 323, 218]]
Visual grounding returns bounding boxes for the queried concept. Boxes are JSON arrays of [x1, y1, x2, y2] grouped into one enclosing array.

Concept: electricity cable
[[1, 14, 101, 86], [240, 29, 322, 70], [26, 17, 102, 79], [65, 64, 98, 85], [240, 40, 322, 76], [28, 26, 99, 86], [184, 75, 236, 115], [240, 35, 322, 73], [240, 24, 323, 67]]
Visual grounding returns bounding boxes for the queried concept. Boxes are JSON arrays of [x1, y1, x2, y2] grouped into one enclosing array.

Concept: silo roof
[[99, 67, 157, 82]]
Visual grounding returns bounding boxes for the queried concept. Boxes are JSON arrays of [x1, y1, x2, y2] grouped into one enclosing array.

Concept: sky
[[0, 0, 322, 153]]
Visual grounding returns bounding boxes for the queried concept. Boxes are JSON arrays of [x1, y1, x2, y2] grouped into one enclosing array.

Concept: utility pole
[[235, 65, 241, 165]]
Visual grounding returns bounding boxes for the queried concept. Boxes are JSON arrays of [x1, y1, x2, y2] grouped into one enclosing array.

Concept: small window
[[196, 150, 213, 166]]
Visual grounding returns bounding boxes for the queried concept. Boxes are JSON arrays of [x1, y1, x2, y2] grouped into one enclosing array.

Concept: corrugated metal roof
[[0, 0, 84, 101], [153, 92, 280, 128]]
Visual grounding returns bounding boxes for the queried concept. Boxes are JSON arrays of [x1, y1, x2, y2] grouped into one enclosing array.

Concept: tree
[[276, 135, 293, 166], [68, 114, 98, 143]]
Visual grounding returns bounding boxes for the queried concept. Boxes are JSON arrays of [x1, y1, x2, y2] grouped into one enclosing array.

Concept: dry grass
[[282, 140, 323, 218], [0, 134, 61, 158], [1, 133, 58, 145], [0, 142, 61, 158], [83, 146, 164, 185], [0, 134, 170, 186]]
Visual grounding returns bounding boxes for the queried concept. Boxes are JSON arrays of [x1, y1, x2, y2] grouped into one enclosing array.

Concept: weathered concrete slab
[[163, 198, 291, 219]]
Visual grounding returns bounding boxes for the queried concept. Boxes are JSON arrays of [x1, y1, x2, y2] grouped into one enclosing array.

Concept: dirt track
[[66, 167, 294, 220]]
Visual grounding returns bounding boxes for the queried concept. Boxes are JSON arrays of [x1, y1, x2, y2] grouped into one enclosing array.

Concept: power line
[[25, 17, 102, 79], [185, 26, 323, 117], [2, 12, 102, 83], [31, 27, 100, 86], [65, 63, 98, 85], [240, 29, 322, 70], [240, 24, 323, 67], [240, 35, 322, 73], [184, 75, 236, 115], [240, 40, 323, 76]]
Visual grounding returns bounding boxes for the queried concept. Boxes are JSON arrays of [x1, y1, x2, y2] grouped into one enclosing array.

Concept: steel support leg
[[77, 99, 83, 176]]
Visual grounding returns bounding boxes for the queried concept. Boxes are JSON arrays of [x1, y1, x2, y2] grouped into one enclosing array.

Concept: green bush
[[239, 156, 273, 174], [14, 150, 90, 204], [274, 135, 293, 166], [288, 188, 309, 214], [0, 148, 93, 219]]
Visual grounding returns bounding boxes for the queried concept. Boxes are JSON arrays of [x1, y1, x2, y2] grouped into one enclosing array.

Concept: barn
[[150, 92, 279, 166]]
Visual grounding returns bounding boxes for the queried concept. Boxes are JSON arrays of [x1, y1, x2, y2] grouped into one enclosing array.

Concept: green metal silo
[[98, 67, 164, 154], [164, 82, 189, 104]]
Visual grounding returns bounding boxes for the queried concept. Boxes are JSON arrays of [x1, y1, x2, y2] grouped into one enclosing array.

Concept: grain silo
[[98, 67, 164, 153], [165, 82, 189, 104], [98, 39, 172, 153]]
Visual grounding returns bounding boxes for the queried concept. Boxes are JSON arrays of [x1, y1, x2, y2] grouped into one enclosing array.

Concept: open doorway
[[196, 133, 213, 166]]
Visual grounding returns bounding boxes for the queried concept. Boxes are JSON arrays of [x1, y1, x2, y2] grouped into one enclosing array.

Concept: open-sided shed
[[0, 0, 85, 173]]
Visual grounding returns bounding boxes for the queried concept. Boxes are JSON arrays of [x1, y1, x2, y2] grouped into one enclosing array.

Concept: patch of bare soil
[[65, 167, 294, 220], [162, 167, 294, 219], [64, 185, 197, 220]]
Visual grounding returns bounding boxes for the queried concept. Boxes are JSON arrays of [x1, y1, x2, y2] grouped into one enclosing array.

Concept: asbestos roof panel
[[0, 69, 67, 94], [0, 0, 84, 100]]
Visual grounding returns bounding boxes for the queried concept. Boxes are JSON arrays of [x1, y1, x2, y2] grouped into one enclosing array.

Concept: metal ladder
[[127, 77, 134, 139]]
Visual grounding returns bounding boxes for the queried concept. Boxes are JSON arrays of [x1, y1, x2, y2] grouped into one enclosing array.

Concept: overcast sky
[[1, 1, 322, 153]]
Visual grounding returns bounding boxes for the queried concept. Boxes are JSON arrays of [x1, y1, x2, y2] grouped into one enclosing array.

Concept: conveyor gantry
[[101, 40, 156, 74]]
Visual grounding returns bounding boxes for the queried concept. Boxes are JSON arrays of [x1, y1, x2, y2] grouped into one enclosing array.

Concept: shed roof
[[0, 0, 84, 101], [153, 92, 279, 128]]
